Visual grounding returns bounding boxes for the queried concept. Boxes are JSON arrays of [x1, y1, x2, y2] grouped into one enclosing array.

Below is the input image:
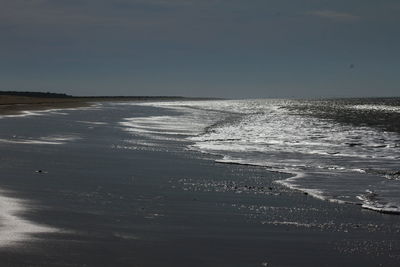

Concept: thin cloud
[[309, 10, 360, 22]]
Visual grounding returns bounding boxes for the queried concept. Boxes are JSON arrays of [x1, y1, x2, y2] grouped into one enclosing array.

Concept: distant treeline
[[78, 96, 187, 99], [0, 91, 73, 98]]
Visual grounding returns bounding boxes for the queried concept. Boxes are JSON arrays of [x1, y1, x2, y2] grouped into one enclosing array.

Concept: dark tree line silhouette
[[0, 91, 72, 98]]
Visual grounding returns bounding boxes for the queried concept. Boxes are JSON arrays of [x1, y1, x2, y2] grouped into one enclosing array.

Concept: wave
[[119, 99, 400, 214], [0, 135, 81, 145]]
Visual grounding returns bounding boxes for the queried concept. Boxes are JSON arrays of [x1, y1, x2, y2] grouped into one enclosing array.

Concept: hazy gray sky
[[1, 0, 399, 98]]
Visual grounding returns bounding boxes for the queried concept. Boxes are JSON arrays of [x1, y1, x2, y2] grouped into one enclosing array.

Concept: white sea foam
[[0, 103, 101, 120], [0, 111, 44, 119], [119, 99, 400, 214], [0, 135, 81, 145], [119, 104, 224, 143]]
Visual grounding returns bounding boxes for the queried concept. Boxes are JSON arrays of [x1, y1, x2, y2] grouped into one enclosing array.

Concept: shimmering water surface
[[119, 98, 400, 214]]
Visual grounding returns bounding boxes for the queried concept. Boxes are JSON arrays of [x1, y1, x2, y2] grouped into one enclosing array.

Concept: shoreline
[[0, 101, 399, 266], [218, 159, 400, 215], [0, 95, 89, 115], [0, 95, 219, 116]]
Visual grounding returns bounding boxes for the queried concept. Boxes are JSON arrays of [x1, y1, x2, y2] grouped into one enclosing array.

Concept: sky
[[1, 0, 399, 98]]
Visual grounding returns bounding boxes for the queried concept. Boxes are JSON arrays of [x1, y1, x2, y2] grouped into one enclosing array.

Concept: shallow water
[[120, 98, 400, 214], [1, 100, 400, 266]]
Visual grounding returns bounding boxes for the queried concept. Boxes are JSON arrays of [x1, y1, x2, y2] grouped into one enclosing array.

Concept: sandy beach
[[0, 94, 205, 116], [0, 95, 90, 115], [0, 101, 399, 266]]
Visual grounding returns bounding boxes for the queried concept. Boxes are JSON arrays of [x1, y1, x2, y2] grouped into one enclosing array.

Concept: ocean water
[[119, 98, 400, 214]]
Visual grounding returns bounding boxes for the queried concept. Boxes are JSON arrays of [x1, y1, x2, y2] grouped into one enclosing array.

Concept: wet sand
[[0, 95, 213, 116], [0, 95, 90, 115], [0, 103, 399, 266]]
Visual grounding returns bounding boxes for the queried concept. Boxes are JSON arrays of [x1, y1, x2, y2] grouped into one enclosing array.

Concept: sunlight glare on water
[[120, 99, 400, 214]]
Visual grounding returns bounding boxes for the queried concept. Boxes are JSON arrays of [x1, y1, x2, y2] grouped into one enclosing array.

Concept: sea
[[118, 97, 400, 214]]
